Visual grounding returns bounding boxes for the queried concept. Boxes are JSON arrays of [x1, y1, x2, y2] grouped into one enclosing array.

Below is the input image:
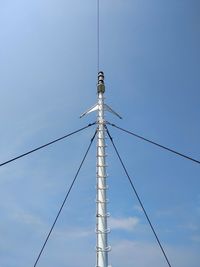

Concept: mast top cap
[[98, 71, 104, 76]]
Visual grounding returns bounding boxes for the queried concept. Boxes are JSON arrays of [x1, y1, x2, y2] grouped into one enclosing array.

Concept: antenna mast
[[80, 71, 121, 267], [96, 71, 110, 267]]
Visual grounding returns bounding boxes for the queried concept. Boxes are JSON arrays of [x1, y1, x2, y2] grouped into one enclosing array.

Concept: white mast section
[[96, 71, 110, 267], [80, 71, 121, 267]]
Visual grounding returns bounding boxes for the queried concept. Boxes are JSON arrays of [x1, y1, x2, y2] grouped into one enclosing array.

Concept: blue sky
[[0, 0, 200, 266]]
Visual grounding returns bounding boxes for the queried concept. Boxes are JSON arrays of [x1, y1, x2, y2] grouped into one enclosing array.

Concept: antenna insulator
[[97, 71, 105, 93]]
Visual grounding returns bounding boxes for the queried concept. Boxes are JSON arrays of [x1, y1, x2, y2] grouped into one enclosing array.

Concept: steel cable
[[107, 122, 200, 165], [0, 123, 96, 167], [106, 127, 172, 267], [33, 129, 97, 267]]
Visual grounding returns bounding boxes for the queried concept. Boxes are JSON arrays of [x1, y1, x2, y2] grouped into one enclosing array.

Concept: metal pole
[[96, 71, 110, 267], [80, 71, 121, 267]]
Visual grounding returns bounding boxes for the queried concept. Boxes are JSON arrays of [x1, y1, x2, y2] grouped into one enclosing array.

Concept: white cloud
[[110, 240, 200, 267], [111, 240, 164, 267], [54, 227, 93, 240], [13, 210, 44, 227], [109, 216, 139, 231], [133, 204, 143, 212], [180, 223, 199, 231]]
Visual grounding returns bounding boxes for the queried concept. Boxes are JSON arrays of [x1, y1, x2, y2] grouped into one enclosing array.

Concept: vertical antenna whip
[[97, 0, 100, 72]]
